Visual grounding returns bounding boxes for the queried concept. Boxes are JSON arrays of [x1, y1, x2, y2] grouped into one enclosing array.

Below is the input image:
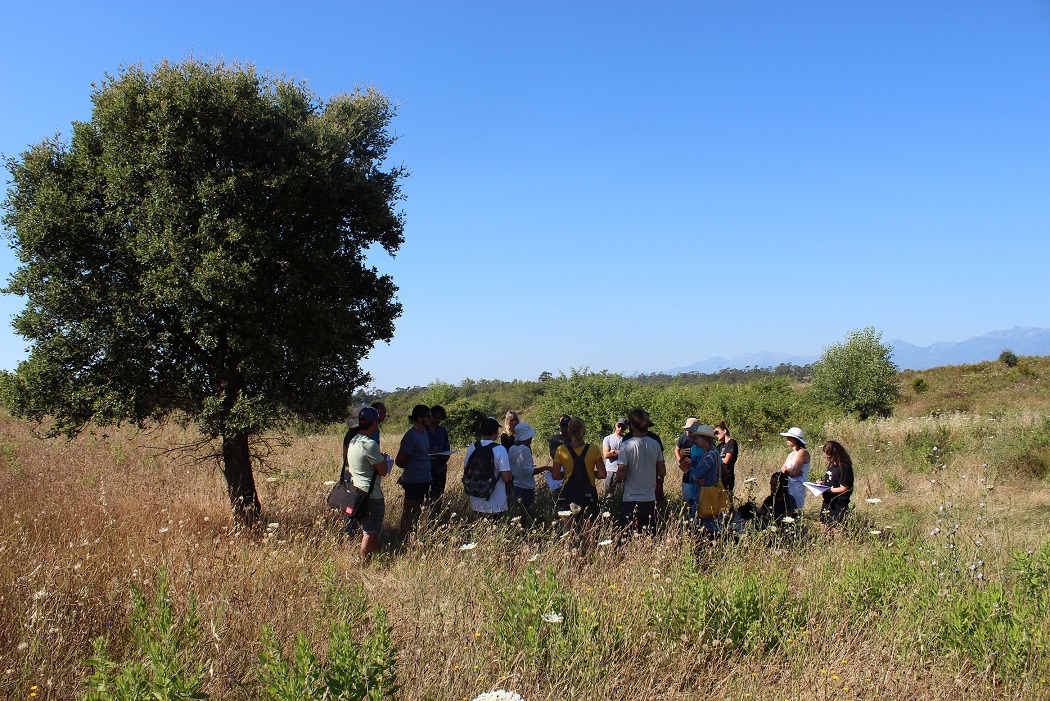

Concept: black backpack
[[462, 441, 500, 498]]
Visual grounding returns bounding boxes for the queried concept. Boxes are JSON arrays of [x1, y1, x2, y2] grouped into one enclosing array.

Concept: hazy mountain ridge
[[665, 326, 1050, 375]]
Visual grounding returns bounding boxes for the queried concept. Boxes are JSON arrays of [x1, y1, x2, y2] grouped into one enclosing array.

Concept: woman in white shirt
[[778, 426, 810, 512]]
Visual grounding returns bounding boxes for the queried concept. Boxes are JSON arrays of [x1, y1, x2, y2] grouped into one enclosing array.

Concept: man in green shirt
[[345, 406, 390, 564]]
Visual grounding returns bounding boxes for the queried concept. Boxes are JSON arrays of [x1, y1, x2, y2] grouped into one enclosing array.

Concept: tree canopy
[[2, 58, 407, 518], [811, 327, 900, 420]]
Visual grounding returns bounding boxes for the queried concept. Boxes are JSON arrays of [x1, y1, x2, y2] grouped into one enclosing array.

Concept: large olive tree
[[1, 58, 406, 520]]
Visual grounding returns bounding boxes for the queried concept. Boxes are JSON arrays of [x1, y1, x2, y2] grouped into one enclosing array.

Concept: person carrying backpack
[[463, 416, 513, 517]]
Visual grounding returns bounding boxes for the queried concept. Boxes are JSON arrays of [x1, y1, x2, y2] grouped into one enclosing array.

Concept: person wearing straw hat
[[778, 427, 811, 512], [688, 424, 724, 532], [676, 418, 702, 518]]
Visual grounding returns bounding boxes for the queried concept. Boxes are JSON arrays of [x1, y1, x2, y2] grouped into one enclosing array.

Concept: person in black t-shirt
[[548, 415, 571, 460], [713, 421, 739, 494], [818, 440, 854, 524]]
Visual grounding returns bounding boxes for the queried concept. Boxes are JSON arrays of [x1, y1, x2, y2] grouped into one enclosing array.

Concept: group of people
[[338, 401, 856, 562]]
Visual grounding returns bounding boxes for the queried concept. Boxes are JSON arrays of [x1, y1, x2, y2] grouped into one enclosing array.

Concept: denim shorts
[[345, 498, 385, 535]]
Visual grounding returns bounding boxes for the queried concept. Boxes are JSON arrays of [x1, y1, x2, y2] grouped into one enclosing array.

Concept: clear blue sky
[[2, 1, 1049, 391]]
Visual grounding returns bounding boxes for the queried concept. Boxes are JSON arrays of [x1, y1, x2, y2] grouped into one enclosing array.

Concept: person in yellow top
[[551, 416, 606, 520]]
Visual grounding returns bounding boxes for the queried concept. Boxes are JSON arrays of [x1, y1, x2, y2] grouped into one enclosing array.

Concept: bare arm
[[594, 449, 607, 480], [551, 460, 565, 481], [656, 458, 666, 480]]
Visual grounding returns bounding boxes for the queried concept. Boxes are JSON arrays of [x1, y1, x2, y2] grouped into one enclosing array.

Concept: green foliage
[[444, 397, 492, 447], [532, 369, 650, 443], [999, 416, 1050, 479], [811, 327, 901, 420], [912, 376, 928, 394], [257, 609, 400, 701], [999, 348, 1019, 367], [938, 584, 1034, 676], [635, 362, 814, 385], [420, 380, 456, 410], [81, 572, 208, 701], [2, 57, 406, 514], [490, 566, 589, 668]]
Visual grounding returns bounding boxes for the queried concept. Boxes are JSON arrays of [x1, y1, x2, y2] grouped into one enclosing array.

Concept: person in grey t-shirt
[[615, 408, 665, 534]]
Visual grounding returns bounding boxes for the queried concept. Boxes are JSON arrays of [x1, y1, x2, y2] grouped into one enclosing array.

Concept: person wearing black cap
[[602, 418, 629, 494], [548, 415, 571, 460], [344, 406, 390, 563]]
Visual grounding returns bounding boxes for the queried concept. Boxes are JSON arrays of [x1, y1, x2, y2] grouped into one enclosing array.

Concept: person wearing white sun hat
[[778, 427, 811, 512]]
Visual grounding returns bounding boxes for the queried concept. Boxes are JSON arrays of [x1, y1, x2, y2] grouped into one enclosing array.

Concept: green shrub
[[885, 472, 905, 493], [81, 572, 208, 701], [912, 376, 928, 394], [999, 417, 1050, 479], [444, 397, 492, 447], [938, 584, 1033, 676], [999, 349, 1019, 367], [811, 327, 901, 420], [257, 608, 400, 701]]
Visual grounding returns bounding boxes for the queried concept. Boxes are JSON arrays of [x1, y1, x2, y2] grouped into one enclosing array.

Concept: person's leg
[[636, 501, 657, 535], [400, 482, 428, 539], [617, 500, 638, 542], [429, 468, 447, 503], [359, 501, 385, 564]]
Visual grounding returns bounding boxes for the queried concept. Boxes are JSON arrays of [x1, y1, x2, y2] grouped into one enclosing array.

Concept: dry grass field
[[2, 359, 1049, 700]]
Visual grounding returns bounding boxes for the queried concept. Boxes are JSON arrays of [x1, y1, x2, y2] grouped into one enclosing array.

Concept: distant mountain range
[[665, 326, 1050, 375]]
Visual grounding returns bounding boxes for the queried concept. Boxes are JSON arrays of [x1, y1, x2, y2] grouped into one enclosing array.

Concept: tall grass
[[1, 397, 1049, 699]]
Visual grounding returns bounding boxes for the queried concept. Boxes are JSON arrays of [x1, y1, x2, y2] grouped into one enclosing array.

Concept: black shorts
[[401, 481, 431, 501], [618, 500, 656, 532]]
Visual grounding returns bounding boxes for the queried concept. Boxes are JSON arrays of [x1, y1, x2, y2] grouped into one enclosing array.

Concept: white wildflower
[[541, 611, 564, 624], [471, 691, 525, 701], [459, 542, 478, 551], [557, 510, 573, 517], [323, 480, 337, 486], [865, 498, 882, 504], [869, 530, 882, 536], [598, 539, 614, 547]]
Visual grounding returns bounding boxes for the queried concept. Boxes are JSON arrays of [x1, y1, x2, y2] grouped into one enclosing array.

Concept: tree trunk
[[222, 431, 261, 523]]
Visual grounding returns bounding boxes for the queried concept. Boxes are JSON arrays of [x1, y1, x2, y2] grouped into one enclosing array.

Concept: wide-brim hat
[[692, 424, 716, 439], [345, 403, 364, 428], [779, 427, 806, 445], [682, 417, 701, 431], [514, 422, 536, 441]]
